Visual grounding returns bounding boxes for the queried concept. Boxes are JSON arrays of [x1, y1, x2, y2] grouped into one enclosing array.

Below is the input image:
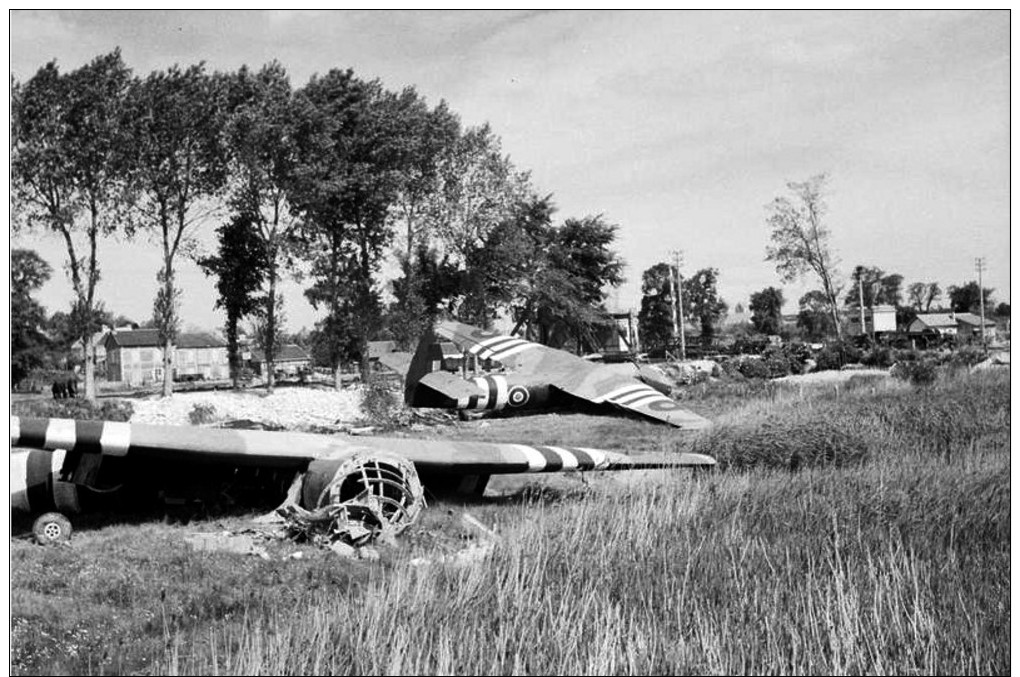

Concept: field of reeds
[[10, 368, 1010, 675]]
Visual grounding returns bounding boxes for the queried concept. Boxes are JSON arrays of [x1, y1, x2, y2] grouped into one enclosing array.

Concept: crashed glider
[[11, 416, 715, 541], [405, 321, 712, 430]]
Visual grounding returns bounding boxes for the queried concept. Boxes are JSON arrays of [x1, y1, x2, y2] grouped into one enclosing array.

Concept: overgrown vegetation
[[10, 370, 1009, 675], [11, 397, 134, 422]]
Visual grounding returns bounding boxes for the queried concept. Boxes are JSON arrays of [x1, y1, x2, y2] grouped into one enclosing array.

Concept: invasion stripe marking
[[11, 451, 31, 512], [45, 419, 77, 451], [567, 447, 596, 469], [509, 444, 548, 471], [74, 420, 105, 454], [595, 383, 648, 403], [493, 375, 508, 410], [536, 446, 565, 472], [100, 421, 132, 457], [18, 417, 50, 448], [26, 450, 52, 513], [613, 389, 661, 405], [488, 342, 539, 362], [485, 377, 499, 410], [577, 447, 610, 469], [618, 394, 673, 409], [11, 416, 19, 446], [546, 446, 579, 470]]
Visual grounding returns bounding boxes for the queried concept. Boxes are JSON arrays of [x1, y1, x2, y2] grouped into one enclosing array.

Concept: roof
[[251, 344, 310, 363], [106, 329, 225, 349], [913, 313, 995, 329], [368, 340, 397, 358]]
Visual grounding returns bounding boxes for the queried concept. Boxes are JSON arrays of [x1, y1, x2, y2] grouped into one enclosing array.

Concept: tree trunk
[[162, 337, 173, 397], [265, 275, 277, 394], [83, 335, 97, 402], [334, 363, 343, 391], [358, 332, 372, 386], [226, 312, 240, 390]]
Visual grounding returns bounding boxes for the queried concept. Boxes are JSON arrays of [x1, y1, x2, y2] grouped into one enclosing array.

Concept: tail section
[[407, 324, 458, 406]]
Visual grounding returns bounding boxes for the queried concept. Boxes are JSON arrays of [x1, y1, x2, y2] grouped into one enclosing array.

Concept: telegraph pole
[[670, 250, 686, 360], [975, 257, 987, 347], [855, 266, 866, 341]]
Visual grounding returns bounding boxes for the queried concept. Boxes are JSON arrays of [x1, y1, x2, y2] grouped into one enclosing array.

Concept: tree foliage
[[947, 281, 994, 315], [125, 63, 229, 396], [844, 266, 903, 307], [906, 282, 942, 312], [11, 250, 53, 387], [682, 268, 727, 345], [765, 173, 842, 338], [638, 262, 675, 352], [749, 287, 785, 335], [797, 290, 836, 341], [11, 50, 134, 400], [198, 213, 267, 388]]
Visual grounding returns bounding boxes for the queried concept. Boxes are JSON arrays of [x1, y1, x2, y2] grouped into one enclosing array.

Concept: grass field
[[9, 368, 1010, 675]]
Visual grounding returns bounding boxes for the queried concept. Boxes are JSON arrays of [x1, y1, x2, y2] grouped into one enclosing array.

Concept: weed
[[187, 403, 217, 425]]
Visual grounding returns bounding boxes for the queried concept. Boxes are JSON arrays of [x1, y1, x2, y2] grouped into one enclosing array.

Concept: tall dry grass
[[10, 370, 1009, 675], [160, 370, 1009, 675]]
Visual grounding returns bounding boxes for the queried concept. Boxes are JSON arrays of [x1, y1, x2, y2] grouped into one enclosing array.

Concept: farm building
[[105, 329, 229, 386], [846, 304, 898, 337], [907, 312, 997, 342], [250, 344, 311, 376]]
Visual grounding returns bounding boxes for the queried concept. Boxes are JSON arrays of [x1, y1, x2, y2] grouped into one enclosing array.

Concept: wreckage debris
[[277, 450, 425, 549]]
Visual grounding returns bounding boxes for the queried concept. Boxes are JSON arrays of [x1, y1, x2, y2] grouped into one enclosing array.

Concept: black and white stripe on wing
[[595, 383, 676, 409], [467, 335, 539, 362]]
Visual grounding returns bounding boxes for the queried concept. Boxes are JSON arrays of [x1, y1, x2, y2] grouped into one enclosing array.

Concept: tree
[[290, 69, 414, 385], [125, 64, 229, 396], [11, 50, 134, 400], [994, 302, 1010, 318], [387, 243, 462, 349], [765, 173, 842, 338], [844, 266, 903, 308], [198, 213, 267, 388], [948, 281, 994, 315], [638, 262, 675, 352], [682, 268, 727, 346], [223, 62, 301, 392], [749, 287, 785, 335], [797, 290, 836, 341], [388, 97, 461, 342], [906, 282, 942, 312], [11, 250, 53, 387], [512, 211, 626, 351]]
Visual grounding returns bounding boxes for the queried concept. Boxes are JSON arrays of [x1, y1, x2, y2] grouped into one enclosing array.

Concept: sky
[[8, 10, 1012, 334]]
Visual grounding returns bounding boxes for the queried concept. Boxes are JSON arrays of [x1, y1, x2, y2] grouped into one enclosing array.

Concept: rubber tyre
[[32, 512, 72, 545]]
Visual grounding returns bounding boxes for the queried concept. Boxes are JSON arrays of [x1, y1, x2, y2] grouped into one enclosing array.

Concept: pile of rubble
[[129, 387, 366, 430]]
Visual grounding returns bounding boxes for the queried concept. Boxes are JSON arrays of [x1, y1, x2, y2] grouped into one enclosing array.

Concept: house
[[907, 312, 997, 342], [847, 304, 898, 337], [250, 344, 311, 376], [105, 329, 229, 386]]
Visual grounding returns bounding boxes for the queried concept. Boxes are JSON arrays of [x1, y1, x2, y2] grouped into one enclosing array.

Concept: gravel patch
[[129, 387, 366, 430], [772, 368, 891, 385]]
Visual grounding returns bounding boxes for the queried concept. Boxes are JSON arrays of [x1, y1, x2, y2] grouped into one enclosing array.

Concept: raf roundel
[[507, 385, 530, 407]]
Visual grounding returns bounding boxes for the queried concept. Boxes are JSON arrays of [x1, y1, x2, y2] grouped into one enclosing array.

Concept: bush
[[861, 345, 895, 368], [814, 340, 864, 372], [11, 398, 135, 422], [360, 378, 405, 429], [188, 403, 217, 425], [950, 344, 987, 367], [736, 357, 770, 379], [891, 358, 938, 386]]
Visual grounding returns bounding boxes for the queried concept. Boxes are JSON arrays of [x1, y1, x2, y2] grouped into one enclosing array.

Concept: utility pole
[[670, 249, 686, 361], [975, 257, 987, 348], [855, 265, 867, 342]]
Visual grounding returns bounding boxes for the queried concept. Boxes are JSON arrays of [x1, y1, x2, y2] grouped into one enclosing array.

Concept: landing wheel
[[32, 512, 72, 545]]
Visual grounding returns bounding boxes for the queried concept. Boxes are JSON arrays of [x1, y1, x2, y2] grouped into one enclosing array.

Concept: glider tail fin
[[406, 324, 440, 406]]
